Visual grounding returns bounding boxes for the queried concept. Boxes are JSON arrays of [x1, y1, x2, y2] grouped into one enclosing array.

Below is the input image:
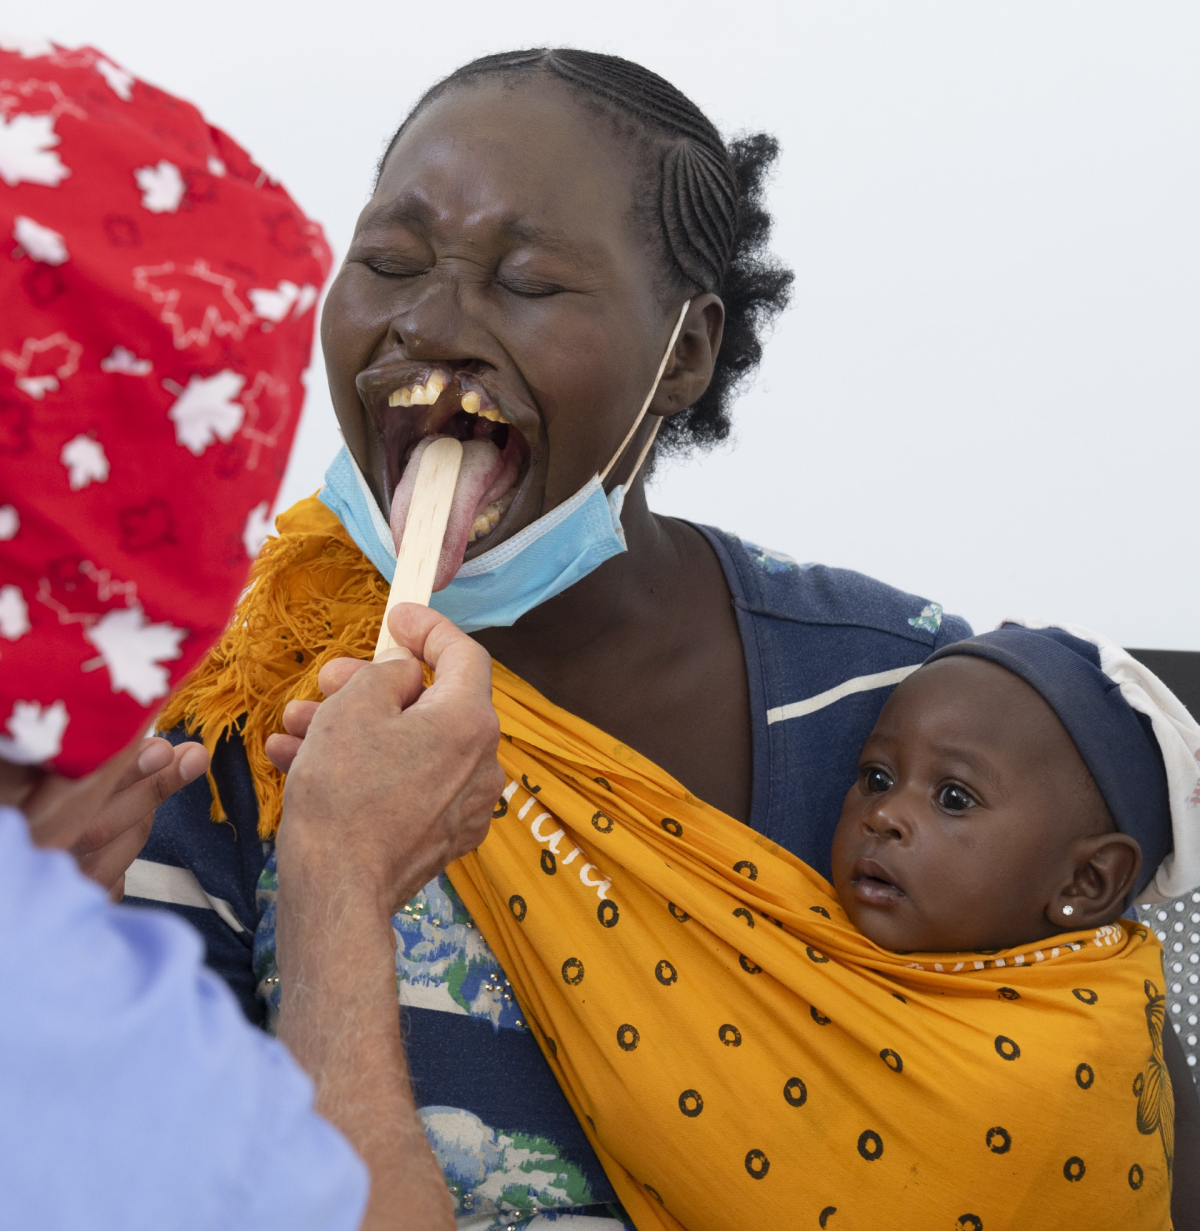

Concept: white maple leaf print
[[242, 501, 272, 559], [293, 285, 319, 316], [248, 281, 298, 322], [0, 504, 17, 540], [60, 435, 110, 490], [0, 699, 68, 765], [0, 583, 29, 640], [133, 260, 254, 350], [207, 155, 226, 176], [0, 584, 29, 640], [167, 370, 246, 455], [249, 281, 319, 323], [0, 34, 55, 58], [100, 345, 152, 376], [134, 159, 185, 213], [95, 58, 134, 101], [83, 605, 185, 705], [0, 331, 82, 398], [13, 214, 67, 264], [0, 112, 69, 188]]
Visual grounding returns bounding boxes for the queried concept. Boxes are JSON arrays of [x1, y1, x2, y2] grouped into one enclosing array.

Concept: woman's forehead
[[368, 79, 640, 247]]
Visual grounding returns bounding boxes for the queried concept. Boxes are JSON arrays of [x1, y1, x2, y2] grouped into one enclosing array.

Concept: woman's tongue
[[389, 436, 516, 591]]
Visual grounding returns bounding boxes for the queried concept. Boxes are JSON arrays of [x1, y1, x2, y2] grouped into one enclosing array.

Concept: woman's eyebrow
[[358, 196, 588, 258], [358, 194, 433, 232], [500, 219, 584, 256]]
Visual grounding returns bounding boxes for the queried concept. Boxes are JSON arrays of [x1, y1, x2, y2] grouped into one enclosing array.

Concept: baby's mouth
[[358, 364, 533, 591], [850, 858, 907, 906]]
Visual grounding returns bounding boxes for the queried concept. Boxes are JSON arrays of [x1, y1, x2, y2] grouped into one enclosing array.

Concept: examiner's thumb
[[382, 604, 493, 709], [386, 603, 462, 663]]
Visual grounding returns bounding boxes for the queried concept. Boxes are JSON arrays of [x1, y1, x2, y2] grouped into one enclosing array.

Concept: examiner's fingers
[[317, 650, 425, 712], [282, 698, 320, 738], [315, 655, 370, 698], [265, 732, 303, 774], [111, 738, 207, 796], [78, 810, 155, 893], [105, 736, 174, 796], [71, 742, 209, 857], [177, 744, 209, 781], [137, 737, 175, 776]]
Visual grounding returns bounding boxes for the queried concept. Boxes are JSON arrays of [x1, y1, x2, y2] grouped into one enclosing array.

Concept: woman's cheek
[[319, 275, 360, 377]]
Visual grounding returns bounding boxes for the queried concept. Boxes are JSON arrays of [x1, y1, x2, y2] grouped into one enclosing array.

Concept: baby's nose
[[865, 802, 912, 842]]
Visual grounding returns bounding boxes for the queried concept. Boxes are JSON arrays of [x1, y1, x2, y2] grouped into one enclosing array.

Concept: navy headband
[[926, 624, 1171, 900]]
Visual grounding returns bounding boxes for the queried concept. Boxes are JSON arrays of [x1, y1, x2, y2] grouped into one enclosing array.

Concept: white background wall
[[37, 1, 1200, 647]]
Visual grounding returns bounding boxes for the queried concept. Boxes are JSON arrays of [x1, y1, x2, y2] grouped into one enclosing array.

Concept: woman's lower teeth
[[468, 491, 515, 543]]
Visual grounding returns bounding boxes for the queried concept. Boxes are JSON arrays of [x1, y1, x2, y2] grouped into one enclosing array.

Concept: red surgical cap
[[0, 38, 332, 775]]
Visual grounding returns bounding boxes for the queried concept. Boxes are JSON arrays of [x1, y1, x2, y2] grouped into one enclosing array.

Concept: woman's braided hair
[[379, 48, 794, 457]]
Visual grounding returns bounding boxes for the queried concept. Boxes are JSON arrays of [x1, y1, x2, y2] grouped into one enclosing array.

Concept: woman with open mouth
[[145, 48, 1197, 1231]]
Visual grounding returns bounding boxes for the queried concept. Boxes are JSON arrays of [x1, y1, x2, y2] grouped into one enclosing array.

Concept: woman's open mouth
[[357, 364, 533, 591]]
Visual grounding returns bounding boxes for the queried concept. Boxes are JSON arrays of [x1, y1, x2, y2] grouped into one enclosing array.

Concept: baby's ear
[[1047, 834, 1143, 930]]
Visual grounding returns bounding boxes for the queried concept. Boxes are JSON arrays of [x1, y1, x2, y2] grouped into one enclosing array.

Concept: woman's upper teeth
[[388, 371, 445, 407], [387, 374, 507, 422]]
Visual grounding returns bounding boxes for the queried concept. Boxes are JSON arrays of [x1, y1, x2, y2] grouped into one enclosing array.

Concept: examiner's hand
[[264, 657, 368, 774], [274, 604, 502, 914], [21, 736, 210, 898]]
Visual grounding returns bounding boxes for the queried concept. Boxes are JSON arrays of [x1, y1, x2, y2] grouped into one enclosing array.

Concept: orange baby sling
[[161, 496, 1173, 1230]]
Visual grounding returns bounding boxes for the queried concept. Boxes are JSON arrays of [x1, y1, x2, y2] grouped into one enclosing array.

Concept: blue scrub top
[[0, 805, 367, 1231]]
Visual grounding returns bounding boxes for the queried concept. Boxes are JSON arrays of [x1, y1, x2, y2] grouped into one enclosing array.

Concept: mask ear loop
[[599, 300, 691, 489]]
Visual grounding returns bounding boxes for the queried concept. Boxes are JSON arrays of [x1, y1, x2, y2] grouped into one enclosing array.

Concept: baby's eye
[[937, 783, 978, 814], [864, 767, 893, 794]]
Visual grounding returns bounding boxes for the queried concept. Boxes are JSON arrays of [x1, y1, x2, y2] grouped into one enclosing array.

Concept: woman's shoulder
[[694, 525, 971, 873], [696, 524, 972, 650]]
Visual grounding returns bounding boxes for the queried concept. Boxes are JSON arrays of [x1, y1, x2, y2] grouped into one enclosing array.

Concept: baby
[[826, 620, 1200, 1226], [829, 622, 1185, 955]]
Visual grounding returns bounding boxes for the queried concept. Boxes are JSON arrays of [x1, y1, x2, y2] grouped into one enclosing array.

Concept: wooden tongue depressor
[[373, 436, 465, 661]]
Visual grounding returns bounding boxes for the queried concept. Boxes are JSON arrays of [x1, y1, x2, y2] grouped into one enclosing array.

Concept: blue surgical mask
[[320, 301, 690, 634]]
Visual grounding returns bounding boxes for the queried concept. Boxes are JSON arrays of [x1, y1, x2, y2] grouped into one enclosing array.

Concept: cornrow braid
[[378, 48, 794, 458]]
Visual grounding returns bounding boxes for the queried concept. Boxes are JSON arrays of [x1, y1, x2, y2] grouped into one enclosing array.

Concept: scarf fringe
[[157, 497, 387, 838]]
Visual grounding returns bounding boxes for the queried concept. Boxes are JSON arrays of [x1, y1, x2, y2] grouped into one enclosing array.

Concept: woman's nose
[[388, 267, 492, 361], [388, 271, 470, 361]]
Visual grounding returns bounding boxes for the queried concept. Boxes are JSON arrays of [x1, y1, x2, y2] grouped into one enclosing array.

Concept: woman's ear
[[651, 295, 724, 417], [1047, 833, 1143, 929]]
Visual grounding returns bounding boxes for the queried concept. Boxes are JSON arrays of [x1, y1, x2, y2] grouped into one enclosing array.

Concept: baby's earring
[[1061, 904, 1075, 917]]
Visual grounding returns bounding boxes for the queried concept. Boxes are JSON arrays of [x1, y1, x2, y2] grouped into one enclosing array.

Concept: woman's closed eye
[[936, 782, 978, 814], [361, 256, 428, 279], [495, 271, 566, 298], [495, 248, 584, 299]]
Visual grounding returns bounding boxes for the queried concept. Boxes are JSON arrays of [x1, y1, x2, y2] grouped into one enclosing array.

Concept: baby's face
[[831, 656, 1120, 953]]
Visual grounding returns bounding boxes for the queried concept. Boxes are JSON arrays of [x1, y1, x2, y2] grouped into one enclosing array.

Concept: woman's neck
[[474, 477, 754, 822], [474, 478, 685, 664]]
